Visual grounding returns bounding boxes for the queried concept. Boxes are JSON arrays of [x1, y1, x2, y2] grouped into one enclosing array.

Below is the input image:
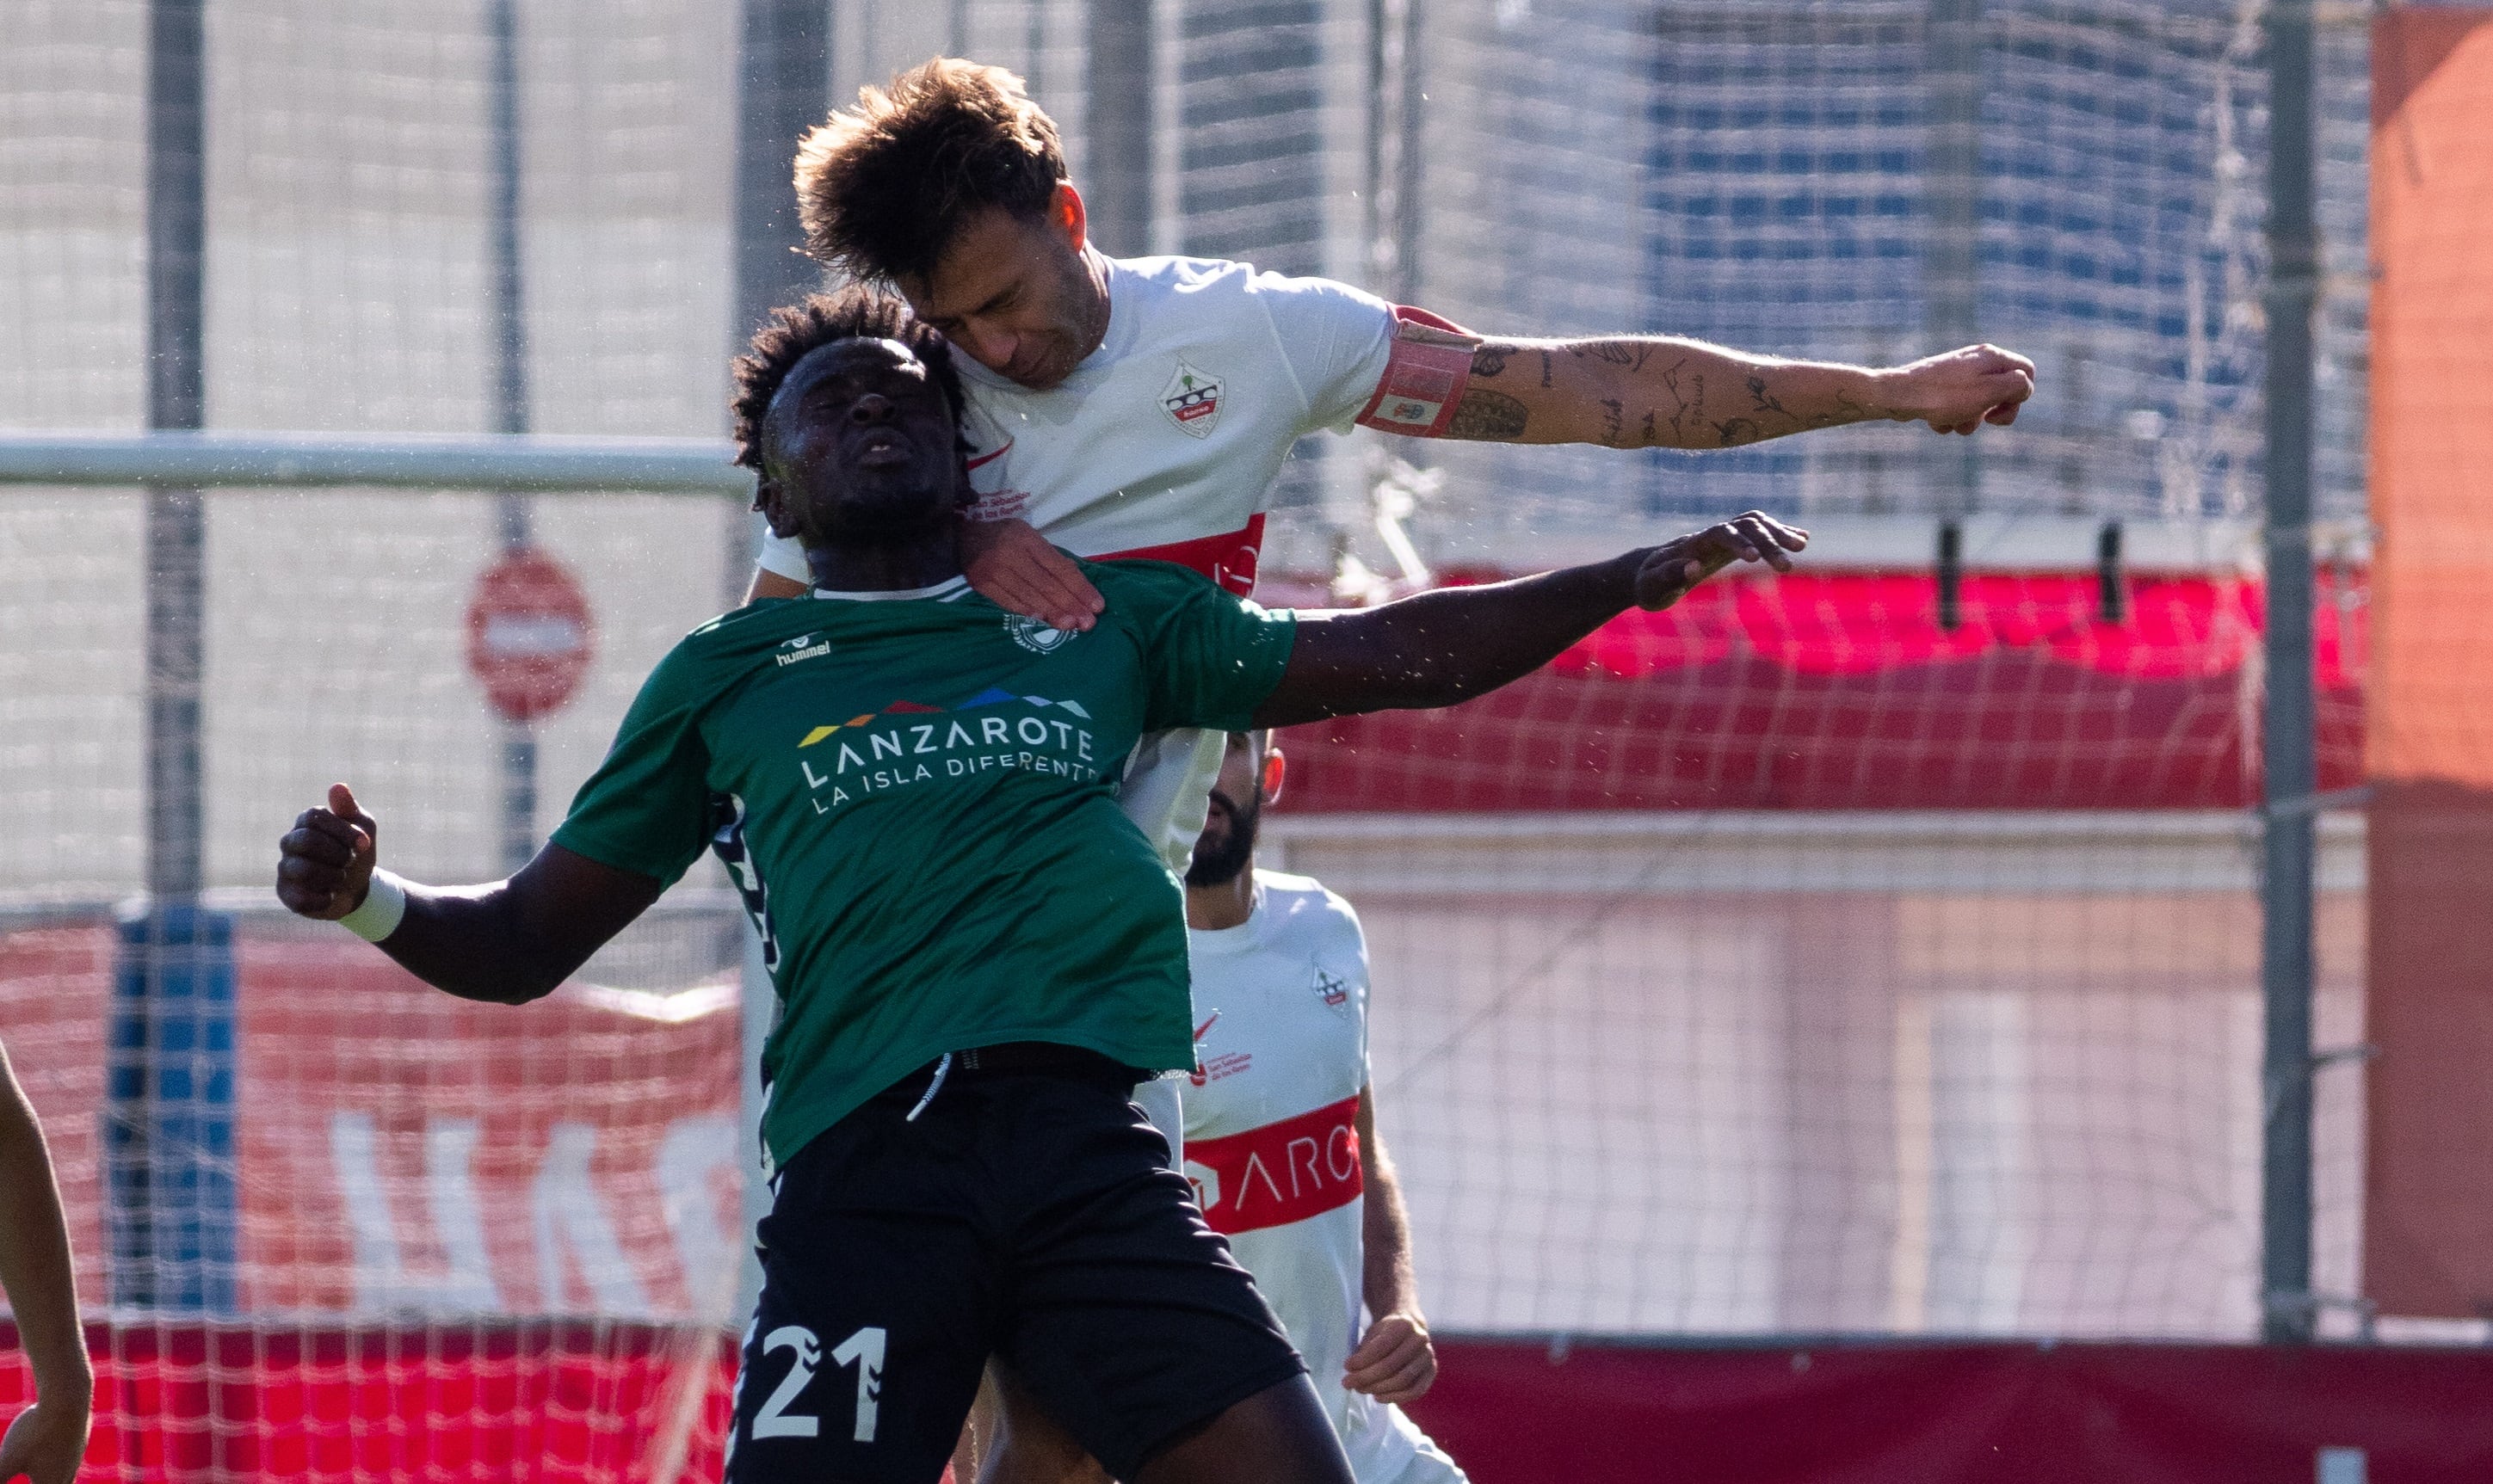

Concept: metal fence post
[[730, 0, 831, 1327], [485, 0, 540, 875], [111, 0, 238, 1315], [2259, 0, 2320, 1345]]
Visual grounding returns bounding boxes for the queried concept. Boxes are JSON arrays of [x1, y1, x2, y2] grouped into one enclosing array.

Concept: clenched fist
[[275, 783, 379, 921], [1877, 343, 2037, 434]]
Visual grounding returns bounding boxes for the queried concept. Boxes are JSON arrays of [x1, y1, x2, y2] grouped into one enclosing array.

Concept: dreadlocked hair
[[730, 286, 968, 475]]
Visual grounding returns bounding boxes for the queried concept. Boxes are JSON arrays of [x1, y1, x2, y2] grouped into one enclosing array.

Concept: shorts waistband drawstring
[[905, 1051, 953, 1122]]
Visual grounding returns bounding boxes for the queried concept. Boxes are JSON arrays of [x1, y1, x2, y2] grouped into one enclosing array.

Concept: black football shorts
[[724, 1049, 1305, 1484]]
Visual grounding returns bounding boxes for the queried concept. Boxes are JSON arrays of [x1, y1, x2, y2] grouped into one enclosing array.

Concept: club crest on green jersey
[[1005, 614, 1077, 654]]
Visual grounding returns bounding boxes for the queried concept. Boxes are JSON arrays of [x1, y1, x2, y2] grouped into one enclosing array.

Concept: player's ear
[[1261, 748, 1286, 807], [756, 475, 797, 539], [1052, 182, 1087, 253]]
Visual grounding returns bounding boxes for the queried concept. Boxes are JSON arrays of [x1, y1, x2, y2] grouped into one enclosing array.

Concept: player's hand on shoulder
[[960, 515, 1104, 633], [276, 783, 380, 921], [1879, 342, 2036, 434], [1632, 510, 1807, 612], [1343, 1311, 1436, 1405]]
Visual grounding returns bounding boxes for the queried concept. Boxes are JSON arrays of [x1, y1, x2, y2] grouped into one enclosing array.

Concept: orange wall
[[2365, 7, 2493, 1319], [2368, 9, 2493, 785]]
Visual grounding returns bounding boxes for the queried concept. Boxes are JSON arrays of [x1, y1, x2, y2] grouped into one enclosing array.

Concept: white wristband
[[337, 870, 409, 943]]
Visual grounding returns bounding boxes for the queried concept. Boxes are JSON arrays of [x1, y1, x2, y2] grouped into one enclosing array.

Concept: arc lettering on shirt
[[1184, 1094, 1362, 1235], [1100, 514, 1266, 597]]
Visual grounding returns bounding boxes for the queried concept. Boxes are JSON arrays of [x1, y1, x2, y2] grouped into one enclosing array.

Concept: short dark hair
[[729, 286, 967, 475], [794, 58, 1067, 284]]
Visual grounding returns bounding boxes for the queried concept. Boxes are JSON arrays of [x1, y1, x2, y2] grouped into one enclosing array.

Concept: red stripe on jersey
[[1097, 514, 1266, 596], [1184, 1094, 1363, 1235]]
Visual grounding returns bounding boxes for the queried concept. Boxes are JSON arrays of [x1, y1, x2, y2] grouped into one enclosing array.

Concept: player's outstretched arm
[[0, 1040, 93, 1484], [1342, 1084, 1434, 1407], [1432, 335, 2033, 448], [275, 784, 662, 1005], [1252, 511, 1805, 730]]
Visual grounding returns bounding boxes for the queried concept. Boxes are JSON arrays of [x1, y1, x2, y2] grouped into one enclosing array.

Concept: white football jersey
[[758, 257, 1397, 873], [761, 253, 1394, 589], [1183, 871, 1465, 1484]]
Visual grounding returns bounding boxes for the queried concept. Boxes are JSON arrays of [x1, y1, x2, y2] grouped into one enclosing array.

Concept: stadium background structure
[[6, 2, 2490, 1481]]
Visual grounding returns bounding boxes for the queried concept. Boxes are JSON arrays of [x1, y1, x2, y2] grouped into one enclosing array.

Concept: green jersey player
[[274, 287, 1804, 1484]]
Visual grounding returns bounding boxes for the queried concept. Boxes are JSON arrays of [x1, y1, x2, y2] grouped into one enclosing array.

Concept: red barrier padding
[[1287, 570, 2366, 811], [0, 1321, 736, 1482], [1403, 1337, 2493, 1484], [13, 1328, 2485, 1482]]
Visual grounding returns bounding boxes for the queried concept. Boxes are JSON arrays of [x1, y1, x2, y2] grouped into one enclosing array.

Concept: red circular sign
[[466, 548, 595, 724]]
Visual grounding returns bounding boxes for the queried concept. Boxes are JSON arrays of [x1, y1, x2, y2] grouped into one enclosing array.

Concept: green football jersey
[[550, 558, 1297, 1168]]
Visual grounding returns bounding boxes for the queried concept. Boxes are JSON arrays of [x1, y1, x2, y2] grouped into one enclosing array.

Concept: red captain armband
[[1354, 305, 1481, 438]]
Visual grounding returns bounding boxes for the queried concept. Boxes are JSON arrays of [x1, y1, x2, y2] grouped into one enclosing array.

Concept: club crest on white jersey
[[1312, 964, 1350, 1010], [1161, 360, 1225, 438]]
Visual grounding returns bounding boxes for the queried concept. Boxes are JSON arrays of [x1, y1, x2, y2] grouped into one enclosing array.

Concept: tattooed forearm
[[1446, 389, 1530, 440], [1808, 388, 1871, 429], [1745, 374, 1790, 420], [1435, 333, 1887, 449], [1573, 342, 1641, 368]]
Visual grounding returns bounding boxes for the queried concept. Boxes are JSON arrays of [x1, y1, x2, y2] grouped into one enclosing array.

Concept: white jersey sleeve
[[1249, 270, 1398, 434]]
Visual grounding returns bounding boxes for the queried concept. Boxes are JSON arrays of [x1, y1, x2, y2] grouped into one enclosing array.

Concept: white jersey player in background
[[978, 730, 1462, 1484], [1178, 731, 1463, 1484]]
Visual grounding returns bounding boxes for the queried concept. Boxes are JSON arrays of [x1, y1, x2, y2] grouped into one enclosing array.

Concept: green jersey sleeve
[[1114, 563, 1299, 734], [547, 637, 719, 886]]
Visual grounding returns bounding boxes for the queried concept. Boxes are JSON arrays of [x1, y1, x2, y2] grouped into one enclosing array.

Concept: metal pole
[[486, 0, 537, 875], [731, 0, 831, 1324], [2259, 0, 2319, 1345], [1924, 0, 1982, 528], [113, 0, 236, 1316], [733, 0, 830, 342], [1085, 1, 1154, 258], [144, 0, 206, 902], [1367, 0, 1418, 302]]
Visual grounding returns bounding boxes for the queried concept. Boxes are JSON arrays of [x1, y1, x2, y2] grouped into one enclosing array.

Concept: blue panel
[[105, 902, 238, 1314]]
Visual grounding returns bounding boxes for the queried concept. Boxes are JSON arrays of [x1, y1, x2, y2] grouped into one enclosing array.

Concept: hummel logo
[[776, 633, 830, 667]]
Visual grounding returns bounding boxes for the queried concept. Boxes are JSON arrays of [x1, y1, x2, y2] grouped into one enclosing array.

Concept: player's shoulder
[[1079, 553, 1236, 609], [1111, 253, 1256, 299], [683, 595, 824, 650], [1251, 869, 1365, 940], [1111, 254, 1385, 324], [671, 594, 881, 675]]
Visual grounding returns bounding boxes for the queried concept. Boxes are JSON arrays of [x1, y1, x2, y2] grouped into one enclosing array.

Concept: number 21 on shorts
[[753, 1324, 886, 1444]]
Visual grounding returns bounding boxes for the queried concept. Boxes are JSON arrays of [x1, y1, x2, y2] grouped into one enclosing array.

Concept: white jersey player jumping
[[1179, 732, 1464, 1484], [751, 55, 2037, 874]]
